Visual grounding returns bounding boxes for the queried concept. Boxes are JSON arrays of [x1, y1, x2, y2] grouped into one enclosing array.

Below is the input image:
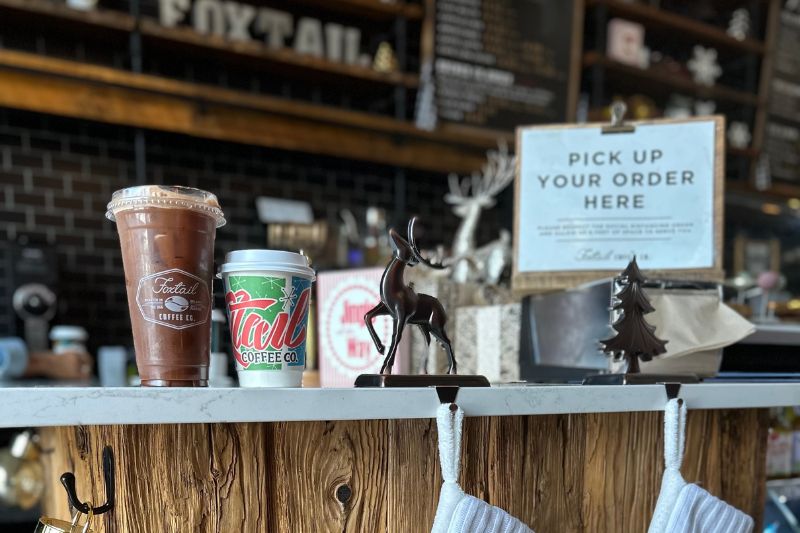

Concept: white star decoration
[[261, 277, 284, 292], [279, 286, 298, 311], [688, 46, 722, 86], [228, 277, 248, 292], [727, 121, 752, 149]]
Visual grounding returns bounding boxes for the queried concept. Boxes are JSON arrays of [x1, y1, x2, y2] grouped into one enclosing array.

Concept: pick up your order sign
[[515, 118, 721, 276]]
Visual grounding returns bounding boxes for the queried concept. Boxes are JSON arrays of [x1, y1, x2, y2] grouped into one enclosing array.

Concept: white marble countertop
[[0, 383, 798, 427]]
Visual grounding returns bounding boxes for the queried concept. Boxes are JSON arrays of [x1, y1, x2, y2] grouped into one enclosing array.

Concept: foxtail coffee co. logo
[[226, 281, 310, 370], [136, 268, 210, 329]]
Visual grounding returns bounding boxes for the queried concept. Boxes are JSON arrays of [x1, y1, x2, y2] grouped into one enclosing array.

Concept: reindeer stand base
[[582, 373, 699, 385], [354, 374, 491, 388]]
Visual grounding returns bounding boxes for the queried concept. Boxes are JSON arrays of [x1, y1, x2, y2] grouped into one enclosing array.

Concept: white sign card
[[513, 116, 724, 292]]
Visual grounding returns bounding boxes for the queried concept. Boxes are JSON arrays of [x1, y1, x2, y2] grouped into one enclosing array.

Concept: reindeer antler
[[408, 217, 446, 270], [444, 141, 515, 205]]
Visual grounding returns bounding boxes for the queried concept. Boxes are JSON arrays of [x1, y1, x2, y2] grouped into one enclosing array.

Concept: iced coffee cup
[[107, 186, 225, 387], [220, 250, 315, 387]]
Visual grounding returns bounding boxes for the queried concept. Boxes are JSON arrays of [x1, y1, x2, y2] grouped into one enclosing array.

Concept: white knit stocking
[[649, 399, 689, 533], [432, 404, 466, 533], [431, 404, 534, 533]]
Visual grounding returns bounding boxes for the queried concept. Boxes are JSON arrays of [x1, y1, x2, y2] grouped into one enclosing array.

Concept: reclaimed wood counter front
[[37, 409, 768, 531]]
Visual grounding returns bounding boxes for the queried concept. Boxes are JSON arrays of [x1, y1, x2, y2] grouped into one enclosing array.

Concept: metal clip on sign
[[602, 101, 636, 135]]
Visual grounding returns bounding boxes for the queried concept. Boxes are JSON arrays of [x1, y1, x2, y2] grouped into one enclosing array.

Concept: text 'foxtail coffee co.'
[[136, 269, 210, 330], [220, 249, 315, 388]]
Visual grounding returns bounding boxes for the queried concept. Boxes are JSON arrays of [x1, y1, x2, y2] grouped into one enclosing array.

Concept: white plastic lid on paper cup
[[49, 325, 88, 342], [219, 250, 316, 280], [106, 185, 226, 227]]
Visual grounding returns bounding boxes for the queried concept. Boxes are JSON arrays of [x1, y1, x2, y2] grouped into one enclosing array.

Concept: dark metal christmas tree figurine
[[584, 257, 698, 385], [354, 217, 490, 388], [600, 257, 667, 373]]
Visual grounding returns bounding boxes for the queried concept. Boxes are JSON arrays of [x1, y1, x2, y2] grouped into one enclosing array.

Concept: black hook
[[60, 445, 115, 516], [436, 386, 459, 405], [662, 383, 682, 402]]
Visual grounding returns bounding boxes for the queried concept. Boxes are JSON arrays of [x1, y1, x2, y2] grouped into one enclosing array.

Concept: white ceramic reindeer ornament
[[445, 142, 515, 284]]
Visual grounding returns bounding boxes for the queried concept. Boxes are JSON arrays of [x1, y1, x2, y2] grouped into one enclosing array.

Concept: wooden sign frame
[[512, 115, 725, 293]]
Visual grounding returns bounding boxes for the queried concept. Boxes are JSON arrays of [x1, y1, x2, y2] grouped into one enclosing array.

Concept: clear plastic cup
[[107, 185, 225, 387]]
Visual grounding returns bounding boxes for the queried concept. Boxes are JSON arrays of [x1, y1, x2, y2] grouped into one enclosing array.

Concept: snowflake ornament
[[727, 8, 750, 40], [694, 100, 716, 116], [664, 95, 693, 119], [727, 121, 752, 149], [687, 46, 722, 86]]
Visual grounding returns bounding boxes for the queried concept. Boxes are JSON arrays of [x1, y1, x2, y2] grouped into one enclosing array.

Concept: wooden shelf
[[0, 0, 419, 88], [728, 181, 800, 200], [138, 19, 419, 88], [586, 0, 766, 55], [728, 146, 760, 159], [0, 48, 493, 173], [293, 0, 423, 20], [0, 0, 134, 31], [583, 51, 761, 106]]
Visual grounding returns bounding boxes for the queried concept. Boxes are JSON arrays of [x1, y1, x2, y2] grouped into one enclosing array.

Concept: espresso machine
[[0, 241, 59, 351]]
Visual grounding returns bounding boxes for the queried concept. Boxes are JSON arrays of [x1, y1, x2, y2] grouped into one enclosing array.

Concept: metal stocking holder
[[60, 446, 115, 516]]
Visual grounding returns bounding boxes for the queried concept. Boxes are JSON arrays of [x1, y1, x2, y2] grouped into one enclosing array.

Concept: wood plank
[[582, 411, 663, 533], [39, 424, 271, 532], [716, 409, 769, 525], [583, 52, 761, 106], [0, 48, 498, 149], [0, 0, 419, 88], [751, 0, 783, 181], [293, 0, 424, 20], [487, 415, 587, 531], [39, 410, 768, 532], [268, 420, 389, 532], [0, 0, 134, 32], [386, 418, 440, 532], [728, 180, 800, 199], [138, 18, 420, 89], [586, 0, 766, 55], [0, 56, 487, 173]]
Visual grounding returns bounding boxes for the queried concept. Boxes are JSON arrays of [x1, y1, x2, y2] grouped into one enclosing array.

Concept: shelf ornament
[[600, 257, 667, 374], [727, 121, 752, 149], [727, 8, 751, 40], [584, 258, 698, 385], [687, 46, 722, 86], [445, 141, 516, 284], [355, 217, 489, 388], [373, 42, 399, 73]]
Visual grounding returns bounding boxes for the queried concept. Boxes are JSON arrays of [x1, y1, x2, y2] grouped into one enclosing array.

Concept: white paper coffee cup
[[220, 250, 315, 388]]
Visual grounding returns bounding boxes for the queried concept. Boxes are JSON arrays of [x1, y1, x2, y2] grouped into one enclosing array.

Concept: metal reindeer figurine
[[363, 217, 457, 375]]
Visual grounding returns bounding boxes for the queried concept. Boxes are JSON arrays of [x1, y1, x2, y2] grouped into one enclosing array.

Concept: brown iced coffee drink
[[107, 186, 225, 386]]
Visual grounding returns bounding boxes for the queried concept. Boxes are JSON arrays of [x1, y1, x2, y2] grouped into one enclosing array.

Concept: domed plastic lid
[[49, 325, 88, 341], [220, 249, 315, 279], [106, 185, 226, 227]]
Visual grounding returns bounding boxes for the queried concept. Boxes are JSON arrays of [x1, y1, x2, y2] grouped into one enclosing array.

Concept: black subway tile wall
[[0, 108, 505, 352]]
